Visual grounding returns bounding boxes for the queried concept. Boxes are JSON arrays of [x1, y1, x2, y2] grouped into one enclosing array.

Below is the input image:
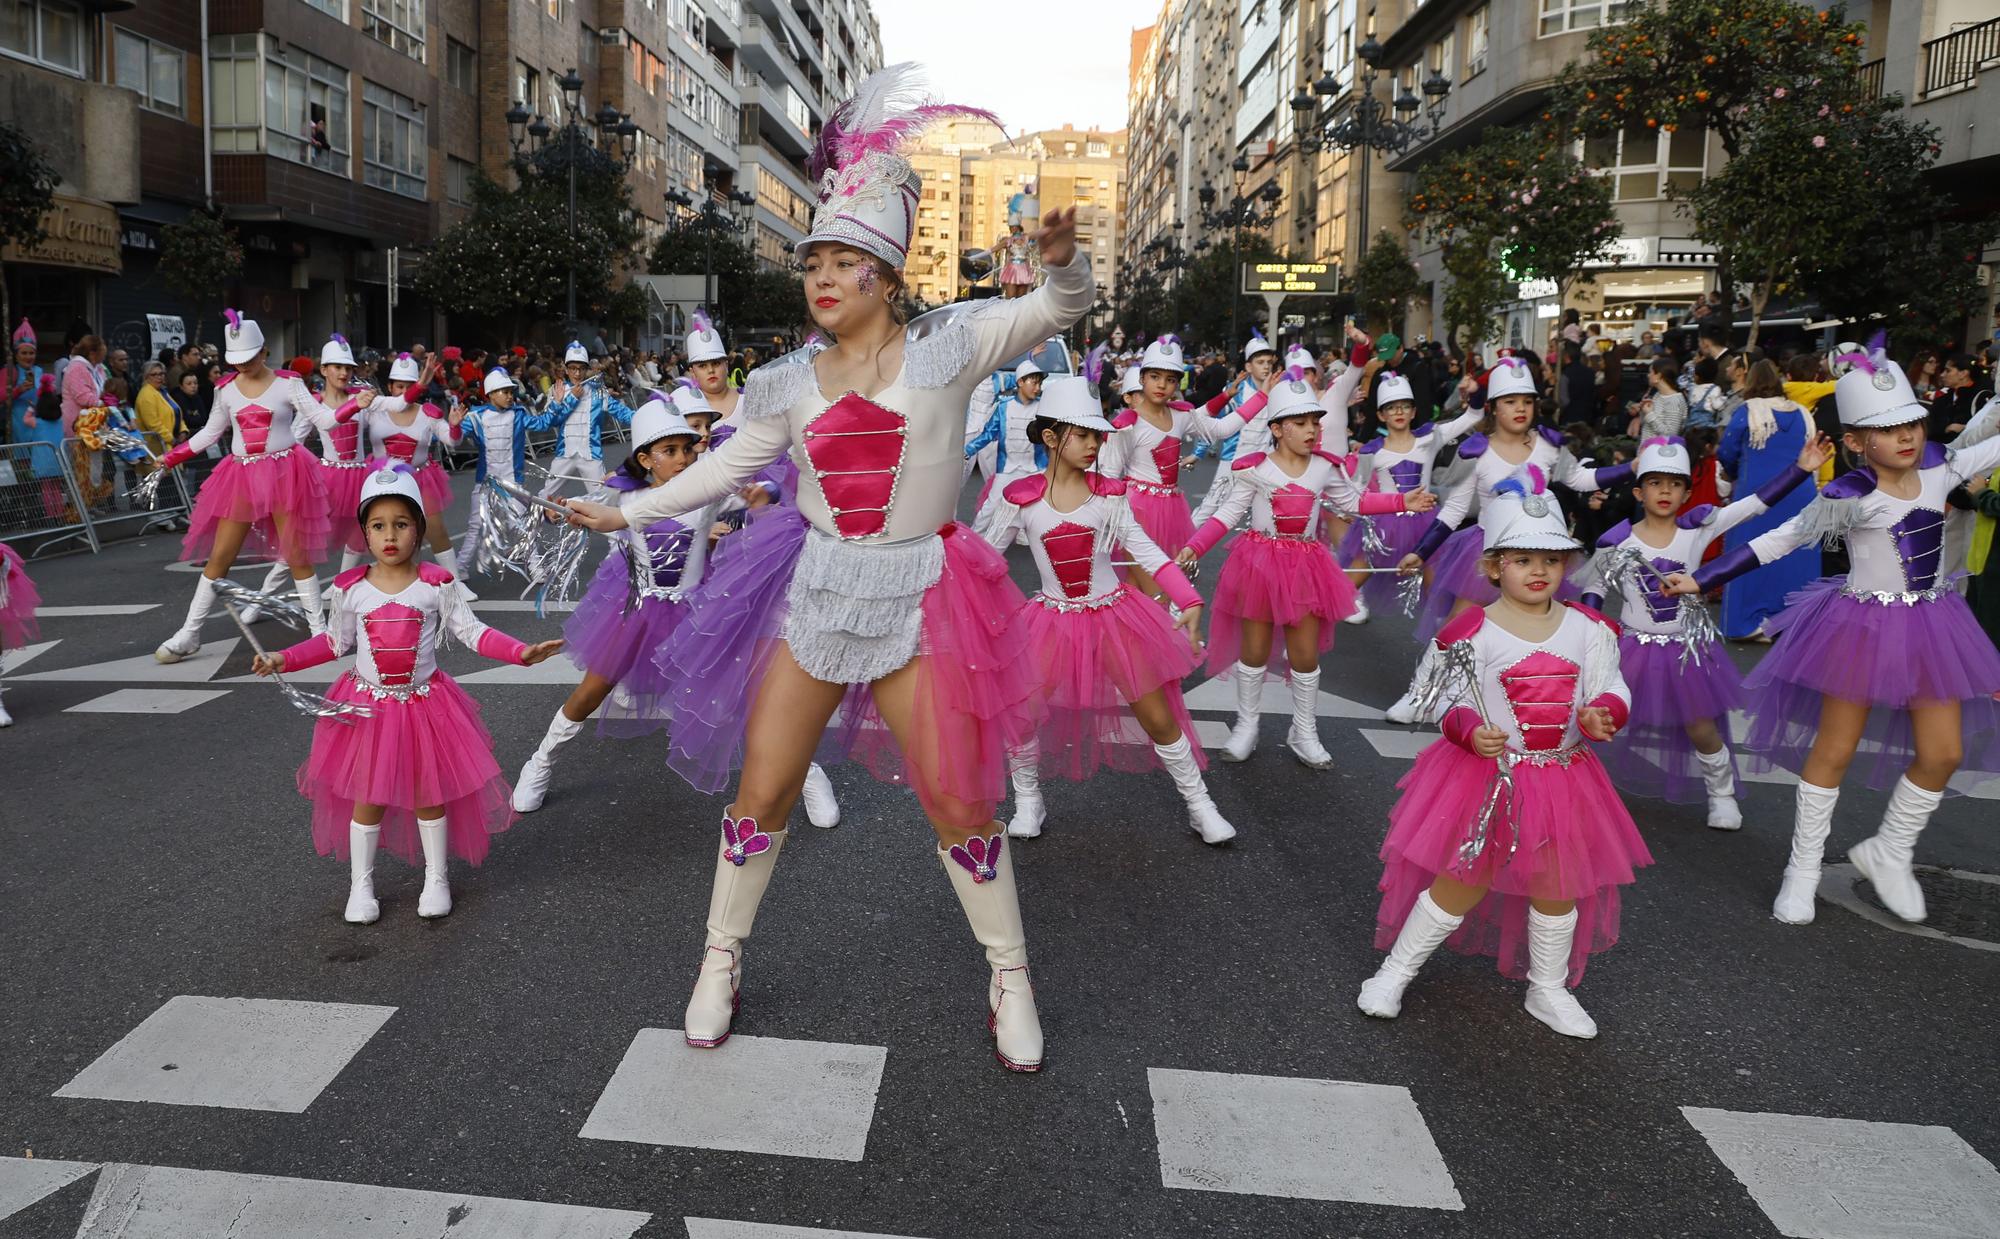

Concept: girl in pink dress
[[255, 466, 561, 923], [0, 539, 41, 727], [368, 352, 470, 582], [989, 376, 1232, 845], [1360, 469, 1649, 1039]]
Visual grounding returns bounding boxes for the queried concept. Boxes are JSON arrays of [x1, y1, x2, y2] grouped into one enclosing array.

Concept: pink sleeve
[[476, 628, 530, 665], [1587, 692, 1629, 734], [1355, 490, 1408, 515], [334, 397, 362, 424], [159, 442, 195, 469], [1151, 562, 1202, 612], [278, 633, 337, 671], [1441, 706, 1485, 751], [1184, 517, 1229, 559]]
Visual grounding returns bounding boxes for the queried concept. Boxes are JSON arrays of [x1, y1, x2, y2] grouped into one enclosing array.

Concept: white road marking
[[56, 996, 395, 1114], [1356, 728, 1440, 760], [35, 604, 161, 616], [456, 659, 587, 684], [65, 689, 230, 715], [581, 1030, 887, 1162], [0, 1157, 98, 1222], [685, 1221, 930, 1239], [1183, 676, 1383, 719], [19, 638, 238, 684], [1682, 1106, 2000, 1239], [1816, 864, 2000, 954], [1147, 1067, 1464, 1210], [0, 638, 60, 672], [74, 1163, 651, 1238]]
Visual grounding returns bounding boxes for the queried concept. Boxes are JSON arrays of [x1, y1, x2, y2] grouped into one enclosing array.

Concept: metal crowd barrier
[[0, 438, 99, 556], [64, 430, 194, 540]]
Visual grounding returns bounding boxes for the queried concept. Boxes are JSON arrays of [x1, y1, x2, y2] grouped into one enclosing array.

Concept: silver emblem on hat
[[1522, 495, 1550, 517], [1871, 369, 1896, 391]]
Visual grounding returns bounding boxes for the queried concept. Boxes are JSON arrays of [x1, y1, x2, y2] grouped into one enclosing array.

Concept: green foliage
[[158, 212, 246, 345], [1174, 232, 1286, 351], [1353, 231, 1420, 334], [0, 120, 58, 249], [649, 225, 804, 340]]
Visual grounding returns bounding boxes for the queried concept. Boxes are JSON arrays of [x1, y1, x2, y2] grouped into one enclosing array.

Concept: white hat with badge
[[222, 309, 265, 365], [1480, 465, 1580, 553], [685, 310, 726, 364], [1119, 365, 1144, 396], [631, 399, 700, 449], [1486, 355, 1538, 400], [1264, 367, 1323, 423], [358, 465, 424, 520], [1036, 375, 1114, 433], [482, 368, 517, 396], [1832, 334, 1926, 428], [388, 352, 421, 384], [1376, 370, 1415, 407], [564, 340, 589, 365], [1139, 334, 1184, 373], [319, 333, 356, 367], [1635, 435, 1691, 479]]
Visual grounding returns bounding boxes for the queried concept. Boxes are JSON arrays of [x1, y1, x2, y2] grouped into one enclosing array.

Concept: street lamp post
[[1198, 154, 1283, 350], [507, 69, 639, 333], [664, 184, 757, 327]]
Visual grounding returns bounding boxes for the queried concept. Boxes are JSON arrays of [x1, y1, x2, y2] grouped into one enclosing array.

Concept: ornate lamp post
[[664, 184, 757, 325], [1199, 154, 1284, 349], [508, 68, 640, 329]]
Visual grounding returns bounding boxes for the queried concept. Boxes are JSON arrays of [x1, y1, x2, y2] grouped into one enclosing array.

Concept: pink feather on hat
[[808, 63, 999, 183]]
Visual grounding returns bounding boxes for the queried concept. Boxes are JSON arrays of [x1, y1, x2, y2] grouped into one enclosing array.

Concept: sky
[[866, 0, 1147, 137]]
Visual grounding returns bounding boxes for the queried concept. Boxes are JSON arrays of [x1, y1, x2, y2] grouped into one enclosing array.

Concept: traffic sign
[[1241, 262, 1340, 296]]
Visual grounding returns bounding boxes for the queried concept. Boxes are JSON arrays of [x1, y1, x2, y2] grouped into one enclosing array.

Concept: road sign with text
[[1241, 262, 1340, 296]]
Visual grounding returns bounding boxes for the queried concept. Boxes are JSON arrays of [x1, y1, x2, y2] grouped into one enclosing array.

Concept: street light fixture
[[510, 66, 640, 329], [665, 183, 759, 328], [1198, 154, 1284, 349]]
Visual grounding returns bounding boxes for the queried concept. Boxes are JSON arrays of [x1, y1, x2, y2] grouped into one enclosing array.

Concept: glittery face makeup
[[855, 259, 879, 296]]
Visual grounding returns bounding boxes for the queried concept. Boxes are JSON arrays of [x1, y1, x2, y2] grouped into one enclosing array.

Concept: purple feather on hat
[[330, 332, 348, 346], [691, 309, 714, 336]]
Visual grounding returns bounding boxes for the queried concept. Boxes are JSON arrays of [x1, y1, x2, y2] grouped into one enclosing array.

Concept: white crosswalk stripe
[[684, 1220, 932, 1239], [65, 688, 229, 714], [0, 1157, 98, 1223]]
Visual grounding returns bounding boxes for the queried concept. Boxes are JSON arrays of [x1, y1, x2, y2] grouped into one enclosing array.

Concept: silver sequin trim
[[1033, 584, 1131, 613], [1842, 584, 1951, 606]]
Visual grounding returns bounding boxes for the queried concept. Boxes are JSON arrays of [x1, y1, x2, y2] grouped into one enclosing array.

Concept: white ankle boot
[[292, 572, 326, 637], [0, 684, 12, 728], [1385, 644, 1437, 725], [1774, 781, 1840, 924], [1154, 734, 1235, 844], [1358, 891, 1463, 1018], [513, 710, 584, 812], [435, 546, 475, 599], [241, 561, 290, 624], [1344, 594, 1370, 625], [801, 763, 841, 828], [345, 821, 381, 924], [685, 814, 786, 1048], [1698, 746, 1742, 831], [1220, 661, 1263, 762], [1005, 747, 1046, 839], [156, 576, 218, 663], [1849, 776, 1939, 923], [1522, 907, 1596, 1038], [1286, 668, 1334, 769], [416, 817, 452, 918], [941, 834, 1043, 1072]]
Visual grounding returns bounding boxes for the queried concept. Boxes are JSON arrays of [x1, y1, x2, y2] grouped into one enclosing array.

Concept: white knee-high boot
[[512, 709, 584, 813], [1006, 745, 1046, 839], [345, 821, 381, 924], [1774, 781, 1840, 924], [433, 545, 476, 599], [1154, 734, 1235, 844], [156, 576, 218, 663], [1220, 661, 1263, 762], [685, 814, 787, 1048], [292, 572, 325, 637], [940, 834, 1043, 1072], [1385, 642, 1439, 725], [416, 817, 451, 918], [241, 561, 291, 623], [1358, 891, 1464, 1018], [1286, 667, 1333, 769], [1697, 746, 1741, 831], [1523, 907, 1596, 1038], [1849, 775, 1941, 923]]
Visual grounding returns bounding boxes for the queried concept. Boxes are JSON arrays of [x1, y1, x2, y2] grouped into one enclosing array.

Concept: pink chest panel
[[382, 433, 419, 464], [803, 394, 907, 539], [328, 421, 361, 458], [1040, 520, 1097, 598], [1150, 436, 1181, 486], [236, 407, 274, 454], [1499, 650, 1579, 751], [362, 601, 423, 684], [1271, 484, 1316, 536]]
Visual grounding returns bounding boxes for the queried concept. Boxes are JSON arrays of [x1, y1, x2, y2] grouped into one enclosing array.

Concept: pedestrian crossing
[[22, 994, 2000, 1238]]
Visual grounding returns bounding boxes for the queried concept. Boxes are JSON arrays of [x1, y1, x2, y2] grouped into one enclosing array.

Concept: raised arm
[[963, 242, 1095, 378], [1947, 433, 2000, 487], [1183, 390, 1267, 445], [613, 410, 791, 530]]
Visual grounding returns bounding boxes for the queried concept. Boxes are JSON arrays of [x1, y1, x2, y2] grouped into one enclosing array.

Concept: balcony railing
[[1856, 57, 1884, 98], [1922, 15, 2000, 97]]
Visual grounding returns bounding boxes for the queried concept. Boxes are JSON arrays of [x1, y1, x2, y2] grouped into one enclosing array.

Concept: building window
[[302, 0, 345, 16], [1539, 0, 1637, 37], [1462, 6, 1490, 78], [363, 81, 427, 198], [266, 39, 351, 173], [545, 0, 563, 18], [1, 0, 84, 75], [515, 60, 539, 115], [362, 0, 424, 62], [1429, 30, 1454, 84], [1088, 140, 1108, 157], [447, 155, 477, 205], [207, 34, 260, 152], [1583, 124, 1705, 200], [579, 26, 597, 67], [446, 38, 476, 93], [114, 29, 185, 118]]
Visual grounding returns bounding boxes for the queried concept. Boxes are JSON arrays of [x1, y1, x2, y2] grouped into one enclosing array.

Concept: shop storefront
[[0, 194, 122, 345]]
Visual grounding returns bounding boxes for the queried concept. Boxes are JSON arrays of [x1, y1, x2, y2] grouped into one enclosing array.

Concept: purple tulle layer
[[1373, 738, 1652, 986], [1336, 509, 1435, 610], [1206, 531, 1356, 676], [564, 549, 691, 738], [1597, 634, 1743, 805], [1017, 586, 1202, 780]]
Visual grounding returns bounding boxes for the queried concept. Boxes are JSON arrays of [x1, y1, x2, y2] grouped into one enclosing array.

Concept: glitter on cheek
[[856, 260, 879, 296]]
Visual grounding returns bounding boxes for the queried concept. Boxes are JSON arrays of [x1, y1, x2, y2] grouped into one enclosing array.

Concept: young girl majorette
[[683, 311, 743, 429], [965, 359, 1044, 541], [255, 466, 562, 922], [1665, 346, 2000, 926], [1385, 357, 1635, 722], [989, 376, 1233, 844], [1360, 470, 1649, 1038], [367, 352, 473, 585], [543, 342, 637, 498], [0, 538, 41, 727], [1177, 368, 1434, 767], [1190, 331, 1281, 523], [152, 311, 333, 661], [1577, 433, 1829, 829], [566, 63, 1093, 1071]]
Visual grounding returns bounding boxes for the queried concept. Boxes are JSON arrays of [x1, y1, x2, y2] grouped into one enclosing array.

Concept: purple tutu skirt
[[1337, 509, 1436, 611], [1598, 634, 1742, 804], [1124, 485, 1196, 559], [1207, 531, 1356, 676], [1741, 578, 2000, 792], [415, 460, 453, 513], [1374, 738, 1653, 986], [319, 459, 371, 553], [565, 550, 691, 739], [1414, 525, 1580, 644], [1, 542, 41, 648], [1018, 585, 1202, 780], [297, 671, 515, 867], [182, 449, 332, 565]]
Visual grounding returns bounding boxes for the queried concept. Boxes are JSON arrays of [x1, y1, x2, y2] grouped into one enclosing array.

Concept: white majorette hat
[[1486, 355, 1538, 400], [1376, 370, 1415, 407], [1264, 366, 1323, 423], [1285, 344, 1318, 371], [1119, 365, 1144, 396], [319, 334, 356, 367], [685, 309, 726, 363], [1832, 333, 1926, 428], [1635, 435, 1691, 479], [1139, 334, 1184, 373], [564, 340, 589, 365], [631, 399, 700, 450], [1243, 330, 1277, 362], [1036, 375, 1115, 433], [388, 352, 421, 384], [221, 308, 265, 365], [482, 368, 516, 396], [1480, 465, 1580, 553], [358, 464, 424, 520], [800, 63, 998, 269], [1014, 358, 1044, 381], [669, 379, 717, 421]]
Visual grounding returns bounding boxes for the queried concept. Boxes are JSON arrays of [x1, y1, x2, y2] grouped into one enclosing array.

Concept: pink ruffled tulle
[[1414, 525, 1580, 644], [182, 450, 332, 564], [1373, 738, 1652, 986], [415, 460, 454, 513], [297, 671, 515, 867], [564, 550, 691, 739], [1598, 635, 1743, 805], [1206, 531, 1356, 676], [1, 542, 41, 648], [1741, 578, 2000, 792], [319, 461, 371, 553], [1336, 509, 1435, 611], [1124, 487, 1196, 561], [1017, 585, 1203, 780]]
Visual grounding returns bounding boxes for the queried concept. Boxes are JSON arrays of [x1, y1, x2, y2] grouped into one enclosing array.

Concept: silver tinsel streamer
[[1596, 544, 1712, 667], [1409, 637, 1517, 872], [1357, 514, 1390, 559], [1396, 569, 1425, 618], [213, 593, 371, 724], [210, 577, 315, 631], [132, 466, 170, 507], [521, 522, 589, 616], [458, 483, 537, 581]]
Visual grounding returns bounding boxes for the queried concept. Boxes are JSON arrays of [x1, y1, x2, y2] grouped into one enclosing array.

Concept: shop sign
[[1, 195, 123, 276]]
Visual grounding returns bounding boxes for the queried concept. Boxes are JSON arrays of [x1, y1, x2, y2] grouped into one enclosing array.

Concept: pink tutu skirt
[[1125, 485, 1196, 560], [415, 460, 454, 513], [1000, 262, 1034, 284], [1741, 578, 2000, 792], [1414, 525, 1580, 644], [565, 550, 690, 739], [1337, 509, 1436, 611], [297, 671, 515, 867], [1374, 739, 1652, 986], [1018, 585, 1202, 780], [319, 460, 372, 553], [1599, 634, 1743, 805], [1, 542, 41, 648], [182, 449, 332, 565], [1207, 531, 1357, 676]]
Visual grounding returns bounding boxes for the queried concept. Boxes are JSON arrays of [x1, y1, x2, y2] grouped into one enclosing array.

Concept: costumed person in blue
[[457, 367, 560, 578], [541, 341, 637, 498], [4, 318, 65, 522], [1715, 358, 1815, 640], [1189, 330, 1281, 524], [966, 358, 1045, 544]]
